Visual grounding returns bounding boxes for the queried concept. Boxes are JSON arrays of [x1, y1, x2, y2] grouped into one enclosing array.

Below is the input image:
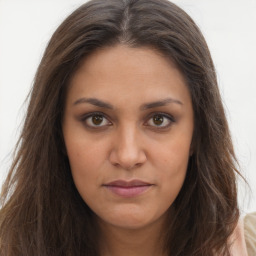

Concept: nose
[[109, 125, 147, 170]]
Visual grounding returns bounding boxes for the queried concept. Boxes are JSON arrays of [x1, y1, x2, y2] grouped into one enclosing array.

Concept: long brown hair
[[0, 0, 240, 255]]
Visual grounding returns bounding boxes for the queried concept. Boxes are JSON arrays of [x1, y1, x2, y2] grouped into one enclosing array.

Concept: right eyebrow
[[73, 97, 114, 109], [140, 97, 183, 110]]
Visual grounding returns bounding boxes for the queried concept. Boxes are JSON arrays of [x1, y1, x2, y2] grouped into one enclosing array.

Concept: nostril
[[109, 150, 147, 170], [108, 133, 147, 170]]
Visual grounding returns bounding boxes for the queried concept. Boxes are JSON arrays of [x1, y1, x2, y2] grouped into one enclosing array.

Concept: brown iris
[[153, 115, 164, 126], [92, 115, 103, 125]]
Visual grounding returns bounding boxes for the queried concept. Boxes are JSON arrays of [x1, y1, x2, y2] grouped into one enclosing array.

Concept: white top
[[244, 212, 256, 256]]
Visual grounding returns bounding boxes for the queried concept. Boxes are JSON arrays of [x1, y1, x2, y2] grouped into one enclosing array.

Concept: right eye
[[82, 113, 112, 128]]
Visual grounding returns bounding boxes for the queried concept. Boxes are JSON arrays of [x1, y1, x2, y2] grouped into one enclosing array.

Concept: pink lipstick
[[103, 180, 153, 198]]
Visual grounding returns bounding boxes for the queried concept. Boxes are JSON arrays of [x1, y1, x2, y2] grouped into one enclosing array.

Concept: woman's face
[[62, 45, 194, 230]]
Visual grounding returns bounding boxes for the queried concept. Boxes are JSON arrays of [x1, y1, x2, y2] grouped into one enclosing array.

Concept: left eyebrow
[[73, 97, 114, 109], [140, 97, 183, 110]]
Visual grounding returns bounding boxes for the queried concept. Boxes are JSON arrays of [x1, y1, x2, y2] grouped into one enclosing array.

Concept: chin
[[97, 205, 166, 231]]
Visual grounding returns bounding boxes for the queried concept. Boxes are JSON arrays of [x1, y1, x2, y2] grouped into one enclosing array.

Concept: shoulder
[[229, 218, 248, 256], [244, 212, 256, 256]]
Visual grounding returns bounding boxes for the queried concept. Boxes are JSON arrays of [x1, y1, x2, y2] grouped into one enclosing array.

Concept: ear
[[189, 135, 195, 156], [59, 129, 68, 156], [189, 147, 193, 156], [62, 144, 68, 156]]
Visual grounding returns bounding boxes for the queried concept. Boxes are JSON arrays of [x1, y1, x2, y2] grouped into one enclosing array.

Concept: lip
[[103, 179, 153, 198]]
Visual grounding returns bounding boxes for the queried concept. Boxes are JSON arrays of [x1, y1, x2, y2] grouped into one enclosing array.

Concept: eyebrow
[[73, 97, 114, 109], [140, 98, 183, 110], [73, 97, 183, 110]]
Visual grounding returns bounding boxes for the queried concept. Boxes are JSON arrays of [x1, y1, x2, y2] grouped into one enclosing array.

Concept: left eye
[[146, 114, 174, 128], [84, 114, 111, 127]]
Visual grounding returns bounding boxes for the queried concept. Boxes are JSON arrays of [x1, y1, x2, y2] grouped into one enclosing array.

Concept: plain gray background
[[0, 0, 255, 213]]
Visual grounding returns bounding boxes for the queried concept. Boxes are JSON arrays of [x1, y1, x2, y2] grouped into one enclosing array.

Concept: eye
[[82, 113, 111, 128], [146, 113, 175, 128]]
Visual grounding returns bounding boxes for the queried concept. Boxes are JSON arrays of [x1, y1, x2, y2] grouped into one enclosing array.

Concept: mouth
[[103, 179, 153, 198]]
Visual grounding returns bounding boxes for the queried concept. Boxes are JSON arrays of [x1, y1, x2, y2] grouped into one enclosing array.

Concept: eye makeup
[[77, 110, 176, 131]]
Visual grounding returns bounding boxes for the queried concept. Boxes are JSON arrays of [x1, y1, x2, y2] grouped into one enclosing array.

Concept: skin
[[229, 219, 248, 256], [62, 45, 249, 256], [62, 44, 194, 256]]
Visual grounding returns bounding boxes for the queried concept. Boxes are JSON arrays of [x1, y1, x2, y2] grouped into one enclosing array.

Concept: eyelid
[[78, 111, 175, 130], [144, 112, 175, 129], [79, 111, 112, 128]]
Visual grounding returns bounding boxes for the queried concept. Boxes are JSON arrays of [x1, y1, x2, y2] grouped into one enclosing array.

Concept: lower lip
[[104, 185, 152, 198]]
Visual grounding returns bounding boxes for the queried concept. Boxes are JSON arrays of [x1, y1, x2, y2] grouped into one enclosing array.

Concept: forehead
[[66, 45, 191, 108]]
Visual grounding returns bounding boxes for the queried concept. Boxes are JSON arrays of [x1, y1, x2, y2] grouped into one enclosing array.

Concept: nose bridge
[[109, 123, 146, 169]]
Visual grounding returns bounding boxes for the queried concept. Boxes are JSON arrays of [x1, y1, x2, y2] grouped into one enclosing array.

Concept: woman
[[0, 0, 248, 255]]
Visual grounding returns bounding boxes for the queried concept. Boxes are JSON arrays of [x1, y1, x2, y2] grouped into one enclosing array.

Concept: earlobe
[[60, 130, 68, 156], [189, 140, 195, 156], [189, 147, 193, 156], [189, 132, 196, 156], [62, 145, 68, 156]]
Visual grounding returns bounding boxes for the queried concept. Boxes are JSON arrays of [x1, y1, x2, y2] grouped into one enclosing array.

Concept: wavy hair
[[0, 0, 240, 255]]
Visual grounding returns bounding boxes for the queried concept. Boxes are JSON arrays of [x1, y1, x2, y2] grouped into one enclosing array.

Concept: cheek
[[154, 136, 191, 197], [65, 131, 110, 171], [156, 134, 191, 170], [64, 138, 108, 195]]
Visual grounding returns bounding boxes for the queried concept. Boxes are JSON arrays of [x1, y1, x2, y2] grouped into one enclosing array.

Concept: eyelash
[[80, 112, 112, 129], [145, 112, 175, 129], [80, 111, 175, 130]]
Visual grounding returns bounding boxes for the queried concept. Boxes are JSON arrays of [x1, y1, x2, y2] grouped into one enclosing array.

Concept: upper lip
[[104, 179, 152, 187]]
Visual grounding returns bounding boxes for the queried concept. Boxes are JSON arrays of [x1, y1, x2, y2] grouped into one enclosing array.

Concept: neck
[[98, 217, 167, 256]]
